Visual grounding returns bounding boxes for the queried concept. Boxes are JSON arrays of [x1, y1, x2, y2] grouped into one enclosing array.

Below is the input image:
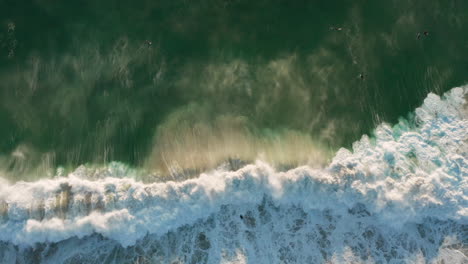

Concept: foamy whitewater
[[0, 87, 466, 263]]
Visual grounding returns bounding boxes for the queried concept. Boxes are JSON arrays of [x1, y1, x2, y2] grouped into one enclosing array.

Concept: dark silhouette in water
[[417, 31, 429, 39]]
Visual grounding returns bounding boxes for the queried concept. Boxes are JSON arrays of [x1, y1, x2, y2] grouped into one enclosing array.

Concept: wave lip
[[0, 86, 466, 248]]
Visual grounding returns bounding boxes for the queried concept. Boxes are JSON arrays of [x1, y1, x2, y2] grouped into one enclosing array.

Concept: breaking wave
[[0, 86, 466, 263]]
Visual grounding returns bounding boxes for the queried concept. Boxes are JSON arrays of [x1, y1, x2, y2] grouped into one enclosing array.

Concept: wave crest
[[0, 87, 466, 263]]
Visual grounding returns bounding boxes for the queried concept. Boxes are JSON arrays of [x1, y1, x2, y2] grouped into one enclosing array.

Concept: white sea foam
[[0, 86, 466, 263]]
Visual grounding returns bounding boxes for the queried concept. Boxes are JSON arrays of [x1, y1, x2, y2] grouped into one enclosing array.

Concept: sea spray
[[0, 86, 466, 263]]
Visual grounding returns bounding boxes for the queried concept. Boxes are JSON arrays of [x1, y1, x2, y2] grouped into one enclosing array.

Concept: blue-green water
[[0, 2, 467, 263], [0, 0, 467, 180]]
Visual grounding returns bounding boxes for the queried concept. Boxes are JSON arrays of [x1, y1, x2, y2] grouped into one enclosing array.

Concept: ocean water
[[1, 1, 468, 263], [0, 87, 466, 263], [1, 0, 468, 179]]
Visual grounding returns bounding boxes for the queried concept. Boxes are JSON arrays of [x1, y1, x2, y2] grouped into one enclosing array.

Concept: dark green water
[[0, 0, 467, 180]]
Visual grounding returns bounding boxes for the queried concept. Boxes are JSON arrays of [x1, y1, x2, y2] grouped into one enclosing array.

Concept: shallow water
[[0, 1, 467, 263], [1, 0, 467, 179], [0, 87, 466, 263]]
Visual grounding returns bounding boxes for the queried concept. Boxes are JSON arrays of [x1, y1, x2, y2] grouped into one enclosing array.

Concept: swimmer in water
[[417, 31, 429, 39], [329, 26, 343, 31]]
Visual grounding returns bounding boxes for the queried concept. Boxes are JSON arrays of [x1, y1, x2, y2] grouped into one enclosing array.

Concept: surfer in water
[[417, 31, 429, 39], [329, 26, 343, 31]]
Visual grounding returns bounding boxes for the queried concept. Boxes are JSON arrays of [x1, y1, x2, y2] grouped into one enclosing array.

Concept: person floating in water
[[359, 73, 365, 80], [329, 26, 343, 31], [144, 40, 152, 46], [417, 31, 429, 39]]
